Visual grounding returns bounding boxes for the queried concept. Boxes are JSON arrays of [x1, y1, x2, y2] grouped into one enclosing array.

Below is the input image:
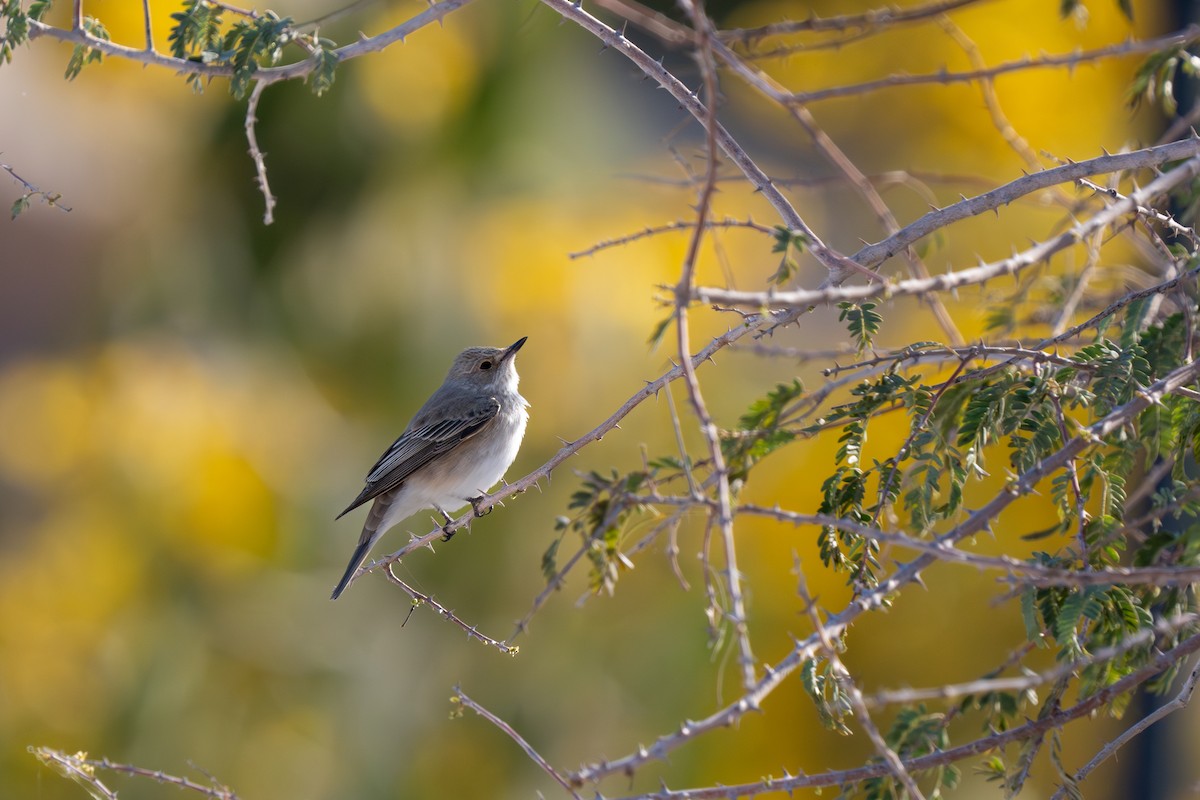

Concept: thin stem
[[30, 749, 238, 799], [452, 690, 584, 800], [1050, 659, 1200, 800], [693, 154, 1200, 309], [569, 358, 1200, 784], [141, 0, 153, 51], [384, 566, 518, 656], [797, 566, 927, 800], [867, 615, 1197, 708], [539, 0, 862, 279], [780, 26, 1200, 104], [604, 631, 1200, 799], [244, 81, 275, 224], [672, 0, 755, 691]]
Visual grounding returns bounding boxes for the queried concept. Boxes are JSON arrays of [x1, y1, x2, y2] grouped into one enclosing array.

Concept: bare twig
[[867, 615, 1197, 708], [29, 0, 478, 84], [510, 534, 590, 642], [673, 0, 756, 692], [452, 689, 584, 800], [709, 34, 959, 334], [243, 81, 275, 224], [140, 0, 153, 51], [383, 566, 518, 656], [1050, 658, 1200, 799], [1079, 177, 1199, 245], [604, 631, 1200, 798], [720, 0, 985, 42], [854, 139, 1200, 272], [568, 217, 776, 259], [539, 0, 864, 280], [780, 26, 1200, 105], [3, 161, 72, 215], [796, 565, 927, 800], [693, 153, 1200, 310], [569, 357, 1200, 785], [31, 749, 238, 799], [295, 0, 386, 33]]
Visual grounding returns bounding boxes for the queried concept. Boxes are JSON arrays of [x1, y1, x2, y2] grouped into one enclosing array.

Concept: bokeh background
[[1, 0, 1195, 797]]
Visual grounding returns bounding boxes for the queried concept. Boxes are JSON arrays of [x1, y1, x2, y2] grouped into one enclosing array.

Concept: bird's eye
[[480, 360, 493, 370]]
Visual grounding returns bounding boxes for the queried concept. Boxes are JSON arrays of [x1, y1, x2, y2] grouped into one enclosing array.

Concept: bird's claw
[[470, 495, 493, 518], [434, 506, 457, 541]]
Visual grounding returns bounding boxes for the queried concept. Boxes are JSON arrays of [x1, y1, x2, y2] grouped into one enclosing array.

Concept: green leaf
[[769, 253, 796, 285], [168, 0, 224, 60], [768, 226, 807, 284], [984, 303, 1015, 333], [308, 39, 338, 96], [647, 314, 672, 349], [838, 301, 883, 353], [10, 194, 30, 220], [1020, 586, 1040, 642], [770, 225, 807, 254], [64, 16, 109, 81], [541, 538, 560, 582], [3, 5, 29, 52]]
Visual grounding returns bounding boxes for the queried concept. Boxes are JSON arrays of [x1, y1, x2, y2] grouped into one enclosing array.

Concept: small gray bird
[[331, 337, 529, 599]]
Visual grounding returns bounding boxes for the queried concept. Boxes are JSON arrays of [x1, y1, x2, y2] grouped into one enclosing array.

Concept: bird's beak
[[503, 336, 528, 360]]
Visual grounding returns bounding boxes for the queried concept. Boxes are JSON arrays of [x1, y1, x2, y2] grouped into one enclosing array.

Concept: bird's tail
[[330, 538, 373, 600], [331, 494, 395, 599]]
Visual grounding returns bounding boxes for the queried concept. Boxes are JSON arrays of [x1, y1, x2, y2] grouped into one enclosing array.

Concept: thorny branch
[[538, 0, 875, 281], [568, 357, 1200, 786], [764, 26, 1200, 103], [693, 151, 1200, 310], [1049, 659, 1200, 800], [452, 689, 585, 800], [31, 748, 238, 800], [26, 0, 475, 82], [671, 0, 756, 691], [796, 567, 927, 800], [603, 632, 1200, 799], [20, 1, 1200, 798], [22, 0, 478, 222]]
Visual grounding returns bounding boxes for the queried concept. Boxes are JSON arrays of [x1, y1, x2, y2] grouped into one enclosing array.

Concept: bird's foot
[[434, 506, 458, 542], [470, 495, 494, 518]]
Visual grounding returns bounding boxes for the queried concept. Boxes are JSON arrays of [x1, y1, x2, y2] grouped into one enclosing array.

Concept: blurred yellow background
[[0, 0, 1193, 797]]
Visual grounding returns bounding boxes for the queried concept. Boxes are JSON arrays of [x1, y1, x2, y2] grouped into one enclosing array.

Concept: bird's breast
[[404, 394, 528, 511]]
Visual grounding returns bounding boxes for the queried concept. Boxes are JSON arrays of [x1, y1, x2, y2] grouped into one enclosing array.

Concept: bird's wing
[[336, 395, 501, 518]]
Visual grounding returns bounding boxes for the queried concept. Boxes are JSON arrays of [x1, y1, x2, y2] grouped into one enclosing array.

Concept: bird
[[331, 337, 530, 599]]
